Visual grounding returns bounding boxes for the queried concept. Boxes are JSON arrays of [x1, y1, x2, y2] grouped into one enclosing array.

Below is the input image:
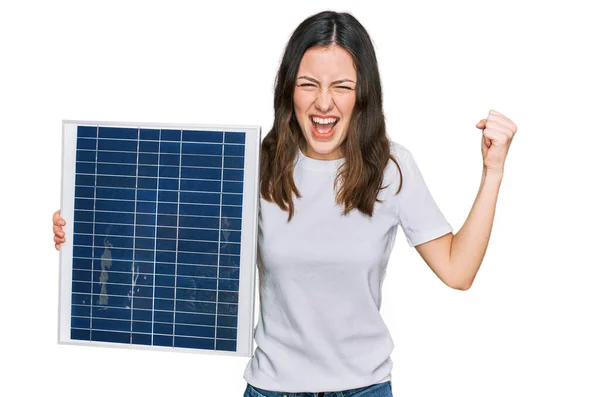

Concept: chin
[[303, 127, 345, 159]]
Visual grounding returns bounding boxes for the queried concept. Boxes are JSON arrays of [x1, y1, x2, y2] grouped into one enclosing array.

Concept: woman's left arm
[[415, 109, 517, 290]]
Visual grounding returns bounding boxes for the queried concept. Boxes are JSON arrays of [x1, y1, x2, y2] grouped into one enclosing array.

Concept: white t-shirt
[[243, 141, 453, 393]]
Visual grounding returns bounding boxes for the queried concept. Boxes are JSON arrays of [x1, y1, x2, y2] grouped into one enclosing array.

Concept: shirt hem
[[243, 373, 392, 393]]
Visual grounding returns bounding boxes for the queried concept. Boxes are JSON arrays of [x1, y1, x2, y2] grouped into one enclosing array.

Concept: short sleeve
[[392, 143, 453, 247]]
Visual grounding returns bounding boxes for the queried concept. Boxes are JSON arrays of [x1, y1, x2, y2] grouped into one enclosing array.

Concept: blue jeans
[[243, 381, 393, 397]]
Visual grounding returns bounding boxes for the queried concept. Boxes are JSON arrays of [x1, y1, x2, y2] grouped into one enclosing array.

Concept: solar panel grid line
[[71, 214, 244, 225], [170, 129, 181, 345], [59, 120, 259, 356], [129, 126, 141, 345], [214, 131, 225, 349], [89, 126, 98, 333], [72, 211, 243, 222], [69, 255, 228, 267], [72, 220, 241, 231], [151, 128, 162, 345]]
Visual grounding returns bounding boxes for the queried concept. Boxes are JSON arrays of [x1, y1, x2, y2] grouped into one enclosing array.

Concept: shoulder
[[385, 141, 414, 180], [389, 141, 412, 163], [380, 141, 411, 196]]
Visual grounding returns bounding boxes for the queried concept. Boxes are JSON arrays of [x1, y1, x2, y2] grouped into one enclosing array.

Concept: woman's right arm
[[53, 210, 66, 250]]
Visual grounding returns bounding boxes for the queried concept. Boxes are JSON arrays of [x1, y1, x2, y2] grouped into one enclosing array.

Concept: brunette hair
[[260, 10, 402, 221]]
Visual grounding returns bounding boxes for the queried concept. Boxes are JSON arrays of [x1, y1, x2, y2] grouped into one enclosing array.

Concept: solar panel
[[58, 120, 261, 357]]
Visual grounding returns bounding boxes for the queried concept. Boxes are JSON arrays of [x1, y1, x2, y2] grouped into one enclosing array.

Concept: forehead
[[297, 45, 357, 80]]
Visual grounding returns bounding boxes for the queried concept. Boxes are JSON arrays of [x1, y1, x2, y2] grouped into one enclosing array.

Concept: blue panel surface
[[70, 126, 246, 352]]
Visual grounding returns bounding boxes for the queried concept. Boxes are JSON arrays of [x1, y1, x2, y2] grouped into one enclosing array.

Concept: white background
[[1, 0, 598, 396]]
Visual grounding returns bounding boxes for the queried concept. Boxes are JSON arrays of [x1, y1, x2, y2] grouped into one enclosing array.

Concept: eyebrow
[[297, 76, 356, 85]]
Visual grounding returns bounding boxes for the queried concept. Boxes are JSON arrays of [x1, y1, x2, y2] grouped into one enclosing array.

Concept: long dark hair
[[260, 10, 402, 221]]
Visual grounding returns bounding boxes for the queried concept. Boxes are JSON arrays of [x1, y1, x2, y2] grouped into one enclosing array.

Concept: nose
[[315, 88, 334, 113]]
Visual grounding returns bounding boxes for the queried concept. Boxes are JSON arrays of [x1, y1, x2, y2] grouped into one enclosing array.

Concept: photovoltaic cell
[[59, 121, 260, 356]]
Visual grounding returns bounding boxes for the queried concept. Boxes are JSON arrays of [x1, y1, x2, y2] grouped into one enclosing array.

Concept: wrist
[[482, 167, 504, 182]]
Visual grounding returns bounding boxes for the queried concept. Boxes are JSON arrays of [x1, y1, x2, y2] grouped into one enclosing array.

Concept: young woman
[[53, 10, 517, 397]]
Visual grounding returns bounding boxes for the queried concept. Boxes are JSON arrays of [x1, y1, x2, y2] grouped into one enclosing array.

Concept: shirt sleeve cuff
[[406, 224, 454, 247]]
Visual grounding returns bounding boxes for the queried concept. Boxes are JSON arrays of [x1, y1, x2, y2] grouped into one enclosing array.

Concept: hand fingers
[[487, 110, 518, 133], [53, 210, 66, 226], [53, 223, 65, 238], [53, 209, 66, 249]]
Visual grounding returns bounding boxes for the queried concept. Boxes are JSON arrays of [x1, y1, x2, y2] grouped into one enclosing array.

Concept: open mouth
[[311, 116, 340, 135]]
